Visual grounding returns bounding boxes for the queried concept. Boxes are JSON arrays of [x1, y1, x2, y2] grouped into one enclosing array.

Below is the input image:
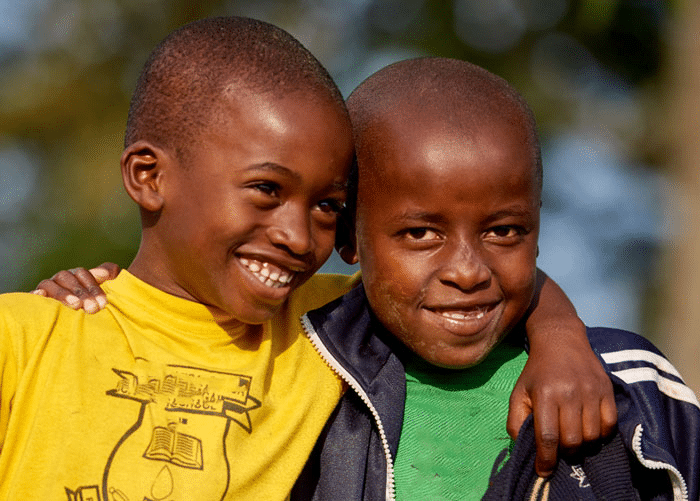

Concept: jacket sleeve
[[588, 327, 700, 501]]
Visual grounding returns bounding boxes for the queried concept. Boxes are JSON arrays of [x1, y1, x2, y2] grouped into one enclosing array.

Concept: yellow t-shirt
[[0, 270, 358, 500]]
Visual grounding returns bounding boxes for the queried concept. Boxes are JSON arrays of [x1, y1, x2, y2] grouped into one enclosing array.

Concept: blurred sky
[[0, 0, 668, 339]]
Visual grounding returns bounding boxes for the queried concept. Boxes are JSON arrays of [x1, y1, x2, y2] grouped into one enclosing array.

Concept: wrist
[[526, 315, 587, 348]]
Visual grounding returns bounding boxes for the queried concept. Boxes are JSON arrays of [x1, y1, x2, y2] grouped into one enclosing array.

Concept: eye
[[403, 227, 441, 241], [315, 198, 344, 215], [484, 225, 526, 242], [251, 182, 280, 198]]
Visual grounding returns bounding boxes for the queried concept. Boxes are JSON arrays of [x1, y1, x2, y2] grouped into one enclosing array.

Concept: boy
[[0, 16, 358, 500], [289, 58, 700, 500], [18, 17, 615, 501]]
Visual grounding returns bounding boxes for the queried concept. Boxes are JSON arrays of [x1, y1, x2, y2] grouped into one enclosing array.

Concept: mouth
[[430, 306, 491, 322], [423, 302, 499, 335], [239, 257, 295, 289]]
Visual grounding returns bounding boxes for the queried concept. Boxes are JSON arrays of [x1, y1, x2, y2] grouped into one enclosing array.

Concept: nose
[[437, 242, 491, 292], [266, 203, 314, 257]]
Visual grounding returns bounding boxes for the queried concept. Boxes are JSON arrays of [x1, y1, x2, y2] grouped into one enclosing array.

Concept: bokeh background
[[1, 0, 699, 396]]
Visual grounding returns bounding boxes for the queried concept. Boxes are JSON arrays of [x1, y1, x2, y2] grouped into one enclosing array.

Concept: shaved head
[[125, 16, 346, 160], [345, 57, 542, 218]]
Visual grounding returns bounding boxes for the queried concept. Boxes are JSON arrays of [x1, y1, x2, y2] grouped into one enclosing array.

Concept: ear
[[335, 208, 358, 265], [120, 140, 172, 212]]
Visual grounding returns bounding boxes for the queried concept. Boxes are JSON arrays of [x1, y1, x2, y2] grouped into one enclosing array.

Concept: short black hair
[[125, 16, 346, 159], [344, 57, 542, 220]]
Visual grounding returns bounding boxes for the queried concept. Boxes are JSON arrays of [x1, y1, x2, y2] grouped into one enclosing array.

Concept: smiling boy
[[293, 58, 700, 500], [0, 17, 358, 500]]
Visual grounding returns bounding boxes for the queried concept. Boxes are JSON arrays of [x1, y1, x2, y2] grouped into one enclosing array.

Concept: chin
[[423, 346, 492, 370]]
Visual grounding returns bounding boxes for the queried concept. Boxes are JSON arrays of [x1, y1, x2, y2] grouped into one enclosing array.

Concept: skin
[[122, 88, 353, 325], [353, 114, 539, 369]]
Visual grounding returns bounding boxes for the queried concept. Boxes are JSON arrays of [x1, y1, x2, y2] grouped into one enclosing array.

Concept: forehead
[[358, 108, 539, 206], [217, 86, 349, 136], [193, 88, 353, 179]]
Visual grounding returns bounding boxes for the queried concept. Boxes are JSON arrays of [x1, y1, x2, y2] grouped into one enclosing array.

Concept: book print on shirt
[[66, 359, 261, 501]]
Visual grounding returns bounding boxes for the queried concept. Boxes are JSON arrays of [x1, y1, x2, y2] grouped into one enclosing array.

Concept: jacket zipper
[[301, 314, 397, 500], [631, 424, 687, 501]]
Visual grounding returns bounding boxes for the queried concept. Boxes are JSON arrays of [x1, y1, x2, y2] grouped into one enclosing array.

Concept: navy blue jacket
[[292, 285, 700, 501]]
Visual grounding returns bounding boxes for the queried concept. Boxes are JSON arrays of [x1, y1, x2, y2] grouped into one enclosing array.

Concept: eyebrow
[[390, 210, 449, 225], [389, 207, 536, 226], [243, 162, 303, 182], [483, 208, 537, 224], [243, 162, 347, 192]]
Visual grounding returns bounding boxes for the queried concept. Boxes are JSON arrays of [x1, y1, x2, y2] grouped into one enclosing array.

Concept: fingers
[[60, 268, 105, 314], [506, 386, 532, 440], [558, 400, 584, 452], [533, 399, 559, 478], [580, 401, 601, 444], [560, 376, 617, 447], [69, 268, 109, 313], [33, 267, 110, 314], [533, 386, 617, 478], [89, 262, 120, 283], [33, 277, 82, 309], [600, 393, 618, 437]]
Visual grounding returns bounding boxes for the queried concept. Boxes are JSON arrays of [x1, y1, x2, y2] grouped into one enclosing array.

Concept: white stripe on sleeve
[[601, 349, 683, 380], [611, 367, 700, 409]]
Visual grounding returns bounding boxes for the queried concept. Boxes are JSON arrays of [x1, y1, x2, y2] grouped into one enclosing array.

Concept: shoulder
[[587, 327, 700, 500], [0, 292, 74, 363], [0, 291, 66, 326], [587, 327, 688, 395], [587, 326, 697, 406], [586, 326, 663, 357], [288, 271, 361, 315]]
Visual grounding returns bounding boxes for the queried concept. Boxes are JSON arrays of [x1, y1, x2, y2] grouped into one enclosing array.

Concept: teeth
[[438, 307, 488, 321], [240, 257, 294, 289], [441, 311, 465, 320]]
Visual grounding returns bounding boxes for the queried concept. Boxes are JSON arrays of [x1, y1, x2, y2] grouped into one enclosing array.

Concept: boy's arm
[[510, 269, 617, 477], [35, 264, 618, 480], [31, 263, 120, 313]]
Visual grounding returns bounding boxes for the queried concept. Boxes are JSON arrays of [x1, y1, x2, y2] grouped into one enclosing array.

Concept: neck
[[128, 245, 249, 330]]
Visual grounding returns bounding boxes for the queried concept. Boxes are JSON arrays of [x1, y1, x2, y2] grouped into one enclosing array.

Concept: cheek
[[495, 251, 538, 309], [366, 279, 417, 348], [360, 246, 426, 335], [311, 219, 338, 262]]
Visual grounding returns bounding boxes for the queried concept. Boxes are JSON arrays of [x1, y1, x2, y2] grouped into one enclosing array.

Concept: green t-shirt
[[394, 339, 528, 501]]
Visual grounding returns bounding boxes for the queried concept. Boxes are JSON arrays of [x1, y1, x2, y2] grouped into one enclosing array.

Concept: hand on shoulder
[[31, 262, 121, 313]]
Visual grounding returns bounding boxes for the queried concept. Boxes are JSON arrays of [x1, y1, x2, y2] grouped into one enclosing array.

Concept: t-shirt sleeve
[[0, 293, 62, 450]]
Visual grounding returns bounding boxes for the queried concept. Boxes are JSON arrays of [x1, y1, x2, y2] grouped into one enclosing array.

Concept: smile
[[434, 307, 489, 321], [423, 302, 499, 336], [239, 257, 294, 288]]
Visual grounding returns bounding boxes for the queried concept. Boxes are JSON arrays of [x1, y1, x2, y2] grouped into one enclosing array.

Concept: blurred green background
[[1, 0, 699, 396]]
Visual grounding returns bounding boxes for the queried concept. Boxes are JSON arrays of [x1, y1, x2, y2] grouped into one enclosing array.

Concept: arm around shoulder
[[509, 269, 617, 477]]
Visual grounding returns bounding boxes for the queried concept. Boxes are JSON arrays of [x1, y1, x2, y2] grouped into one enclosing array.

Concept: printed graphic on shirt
[[66, 360, 261, 501], [569, 465, 591, 488], [65, 485, 100, 501]]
